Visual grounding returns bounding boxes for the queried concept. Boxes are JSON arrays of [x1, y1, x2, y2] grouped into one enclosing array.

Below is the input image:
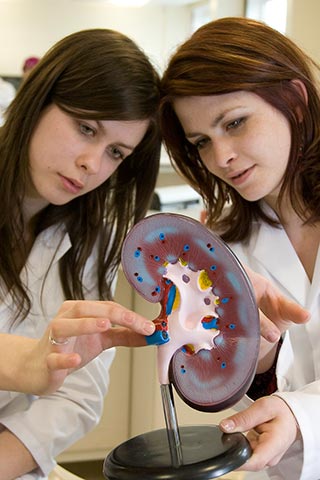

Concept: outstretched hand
[[25, 300, 156, 395], [220, 395, 300, 470], [245, 266, 309, 343]]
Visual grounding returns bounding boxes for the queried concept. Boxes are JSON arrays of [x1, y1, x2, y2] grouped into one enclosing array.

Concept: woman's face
[[173, 91, 292, 206], [28, 104, 149, 208]]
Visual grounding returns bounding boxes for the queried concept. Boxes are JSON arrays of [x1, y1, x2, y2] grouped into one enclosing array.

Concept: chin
[[49, 198, 73, 206], [237, 191, 264, 203]]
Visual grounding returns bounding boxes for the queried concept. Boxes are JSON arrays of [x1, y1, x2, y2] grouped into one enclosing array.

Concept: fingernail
[[96, 319, 107, 328], [267, 330, 280, 342], [220, 419, 235, 432], [143, 322, 155, 334]]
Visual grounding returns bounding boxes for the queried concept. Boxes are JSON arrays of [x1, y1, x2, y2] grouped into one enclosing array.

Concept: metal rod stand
[[160, 383, 183, 468]]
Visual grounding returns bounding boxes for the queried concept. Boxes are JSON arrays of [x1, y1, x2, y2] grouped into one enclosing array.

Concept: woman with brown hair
[[0, 28, 160, 478], [160, 17, 320, 479]]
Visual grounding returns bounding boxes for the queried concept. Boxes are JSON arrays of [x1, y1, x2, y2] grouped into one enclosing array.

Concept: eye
[[193, 137, 209, 151], [226, 117, 245, 131], [108, 145, 125, 161], [79, 123, 95, 136]]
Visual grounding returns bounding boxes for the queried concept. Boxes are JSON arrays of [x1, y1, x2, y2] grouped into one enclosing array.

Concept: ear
[[290, 79, 308, 121]]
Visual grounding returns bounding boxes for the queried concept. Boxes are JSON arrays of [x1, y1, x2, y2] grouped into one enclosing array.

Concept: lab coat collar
[[21, 224, 72, 289], [250, 202, 313, 306], [308, 246, 320, 309], [252, 220, 309, 305]]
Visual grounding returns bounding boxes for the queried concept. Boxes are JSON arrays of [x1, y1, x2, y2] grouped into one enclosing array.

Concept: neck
[[23, 196, 49, 226], [264, 191, 303, 228]]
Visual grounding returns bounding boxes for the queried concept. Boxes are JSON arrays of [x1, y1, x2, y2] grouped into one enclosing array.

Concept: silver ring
[[49, 333, 70, 346]]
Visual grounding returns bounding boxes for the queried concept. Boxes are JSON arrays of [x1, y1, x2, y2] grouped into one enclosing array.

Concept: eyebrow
[[113, 142, 136, 152], [185, 106, 244, 139], [96, 120, 137, 152]]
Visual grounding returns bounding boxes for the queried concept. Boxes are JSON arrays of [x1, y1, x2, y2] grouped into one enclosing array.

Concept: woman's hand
[[49, 299, 156, 349], [245, 266, 309, 343], [220, 395, 300, 470], [15, 300, 155, 395], [244, 266, 309, 371]]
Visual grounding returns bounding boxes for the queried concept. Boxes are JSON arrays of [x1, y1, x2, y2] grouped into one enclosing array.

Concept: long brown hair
[[0, 29, 161, 320], [160, 17, 320, 242]]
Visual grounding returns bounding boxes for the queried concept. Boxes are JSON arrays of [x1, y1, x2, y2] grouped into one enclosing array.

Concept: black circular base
[[103, 425, 251, 480]]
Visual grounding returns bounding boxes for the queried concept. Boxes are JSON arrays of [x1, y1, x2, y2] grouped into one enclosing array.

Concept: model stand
[[103, 213, 259, 479]]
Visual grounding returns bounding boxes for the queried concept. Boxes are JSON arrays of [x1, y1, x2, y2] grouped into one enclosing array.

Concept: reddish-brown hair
[[160, 17, 320, 241]]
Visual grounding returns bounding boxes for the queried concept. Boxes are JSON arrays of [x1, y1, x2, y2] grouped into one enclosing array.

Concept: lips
[[59, 174, 84, 194], [227, 166, 254, 186]]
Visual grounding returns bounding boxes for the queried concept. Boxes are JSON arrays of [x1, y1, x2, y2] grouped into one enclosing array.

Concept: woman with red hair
[[160, 17, 320, 479]]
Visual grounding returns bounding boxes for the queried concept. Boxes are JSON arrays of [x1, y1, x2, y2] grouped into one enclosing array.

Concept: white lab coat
[[229, 212, 320, 480], [0, 224, 115, 479]]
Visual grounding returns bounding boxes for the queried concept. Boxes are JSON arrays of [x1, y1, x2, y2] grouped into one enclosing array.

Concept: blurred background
[[1, 0, 320, 80]]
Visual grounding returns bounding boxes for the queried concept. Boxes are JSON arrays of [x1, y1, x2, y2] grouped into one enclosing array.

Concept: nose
[[76, 149, 103, 175], [211, 138, 235, 169]]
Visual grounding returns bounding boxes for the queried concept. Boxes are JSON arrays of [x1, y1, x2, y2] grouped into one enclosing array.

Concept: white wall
[[1, 0, 318, 78], [211, 0, 244, 18], [0, 0, 194, 76], [286, 0, 320, 62]]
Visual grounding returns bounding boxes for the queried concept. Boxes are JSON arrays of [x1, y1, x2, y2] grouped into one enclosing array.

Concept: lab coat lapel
[[306, 245, 320, 310], [20, 225, 72, 289], [252, 222, 309, 306]]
